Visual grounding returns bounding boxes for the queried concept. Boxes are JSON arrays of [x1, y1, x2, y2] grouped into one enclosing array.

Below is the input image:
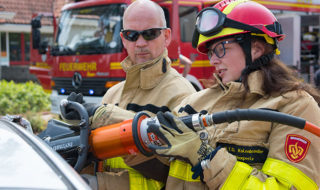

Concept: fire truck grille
[[52, 77, 122, 96]]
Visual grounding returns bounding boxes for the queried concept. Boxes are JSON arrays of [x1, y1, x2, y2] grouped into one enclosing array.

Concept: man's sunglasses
[[121, 28, 167, 42]]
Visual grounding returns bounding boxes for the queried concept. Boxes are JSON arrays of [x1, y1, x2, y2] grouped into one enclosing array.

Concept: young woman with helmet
[[148, 0, 320, 189]]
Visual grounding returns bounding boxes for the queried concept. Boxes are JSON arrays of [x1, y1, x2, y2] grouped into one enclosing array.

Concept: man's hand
[[61, 92, 100, 120], [147, 112, 214, 166]]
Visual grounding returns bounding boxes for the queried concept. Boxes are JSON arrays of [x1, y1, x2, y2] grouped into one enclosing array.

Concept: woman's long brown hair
[[241, 37, 320, 106]]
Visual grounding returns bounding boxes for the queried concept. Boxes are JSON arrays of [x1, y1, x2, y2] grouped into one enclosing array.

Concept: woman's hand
[[147, 111, 214, 166]]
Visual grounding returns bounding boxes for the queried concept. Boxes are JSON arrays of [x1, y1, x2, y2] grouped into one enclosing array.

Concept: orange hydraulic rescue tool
[[89, 109, 320, 160]]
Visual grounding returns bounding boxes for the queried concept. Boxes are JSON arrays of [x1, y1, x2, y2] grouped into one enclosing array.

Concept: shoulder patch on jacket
[[285, 134, 311, 163]]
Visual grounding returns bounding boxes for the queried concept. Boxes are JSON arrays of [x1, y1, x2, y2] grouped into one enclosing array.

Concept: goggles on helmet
[[196, 7, 262, 37], [192, 7, 283, 48]]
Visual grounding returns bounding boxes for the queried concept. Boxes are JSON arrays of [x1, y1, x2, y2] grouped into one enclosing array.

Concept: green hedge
[[0, 80, 50, 115], [0, 80, 51, 133]]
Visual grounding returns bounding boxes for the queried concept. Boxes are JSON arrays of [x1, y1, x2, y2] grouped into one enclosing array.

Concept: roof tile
[[0, 0, 73, 25]]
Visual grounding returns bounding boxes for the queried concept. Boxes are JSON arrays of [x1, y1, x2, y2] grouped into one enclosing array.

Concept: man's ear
[[164, 28, 172, 47], [251, 40, 265, 61]]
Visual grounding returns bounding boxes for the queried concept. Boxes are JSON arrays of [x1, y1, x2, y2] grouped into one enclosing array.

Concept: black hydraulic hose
[[180, 109, 320, 137], [209, 109, 305, 129], [60, 100, 90, 172]]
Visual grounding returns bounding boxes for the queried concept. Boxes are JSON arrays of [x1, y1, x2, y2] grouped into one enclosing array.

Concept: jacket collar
[[121, 49, 171, 90], [213, 70, 265, 96]]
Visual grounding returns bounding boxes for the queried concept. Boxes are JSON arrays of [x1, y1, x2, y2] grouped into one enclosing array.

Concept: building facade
[[0, 0, 73, 81]]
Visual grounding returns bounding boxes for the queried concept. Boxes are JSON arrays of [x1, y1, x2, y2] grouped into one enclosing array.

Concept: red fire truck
[[30, 0, 320, 113], [30, 0, 218, 113]]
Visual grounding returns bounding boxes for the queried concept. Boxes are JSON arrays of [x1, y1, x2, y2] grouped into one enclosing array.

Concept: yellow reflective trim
[[221, 162, 253, 189], [35, 62, 51, 69], [169, 160, 200, 182], [264, 177, 284, 190], [192, 60, 211, 67], [262, 158, 318, 190], [223, 0, 249, 14], [251, 33, 281, 54], [105, 157, 130, 169], [222, 158, 318, 190], [251, 33, 275, 45], [105, 157, 164, 190], [129, 171, 164, 190], [128, 171, 164, 190], [243, 175, 291, 190], [197, 0, 250, 46], [254, 0, 320, 9], [171, 60, 180, 67], [223, 161, 291, 189], [172, 60, 211, 68], [198, 28, 244, 47], [243, 175, 272, 190], [110, 62, 122, 70]]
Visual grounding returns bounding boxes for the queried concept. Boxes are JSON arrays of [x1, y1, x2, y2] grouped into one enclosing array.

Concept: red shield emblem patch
[[285, 134, 310, 163]]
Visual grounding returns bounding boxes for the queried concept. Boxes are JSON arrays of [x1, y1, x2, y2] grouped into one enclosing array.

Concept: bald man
[[87, 0, 196, 189]]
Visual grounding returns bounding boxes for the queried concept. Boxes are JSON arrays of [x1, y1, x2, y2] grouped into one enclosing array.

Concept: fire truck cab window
[[54, 4, 123, 56], [162, 7, 170, 28], [179, 6, 197, 42], [9, 33, 21, 61], [24, 33, 30, 61], [1, 33, 7, 58]]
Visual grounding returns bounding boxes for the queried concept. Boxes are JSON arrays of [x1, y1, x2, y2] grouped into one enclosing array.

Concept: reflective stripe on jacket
[[168, 71, 320, 189], [105, 157, 164, 190], [169, 160, 200, 182], [221, 158, 317, 189], [96, 49, 196, 189]]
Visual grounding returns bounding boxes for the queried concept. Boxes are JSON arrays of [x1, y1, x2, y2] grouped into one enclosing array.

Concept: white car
[[0, 118, 91, 190]]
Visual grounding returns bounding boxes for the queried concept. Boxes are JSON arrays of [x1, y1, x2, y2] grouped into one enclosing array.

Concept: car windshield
[[0, 123, 68, 189], [53, 4, 124, 56]]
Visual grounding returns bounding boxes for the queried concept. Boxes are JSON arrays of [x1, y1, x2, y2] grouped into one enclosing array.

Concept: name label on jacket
[[218, 143, 269, 164]]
